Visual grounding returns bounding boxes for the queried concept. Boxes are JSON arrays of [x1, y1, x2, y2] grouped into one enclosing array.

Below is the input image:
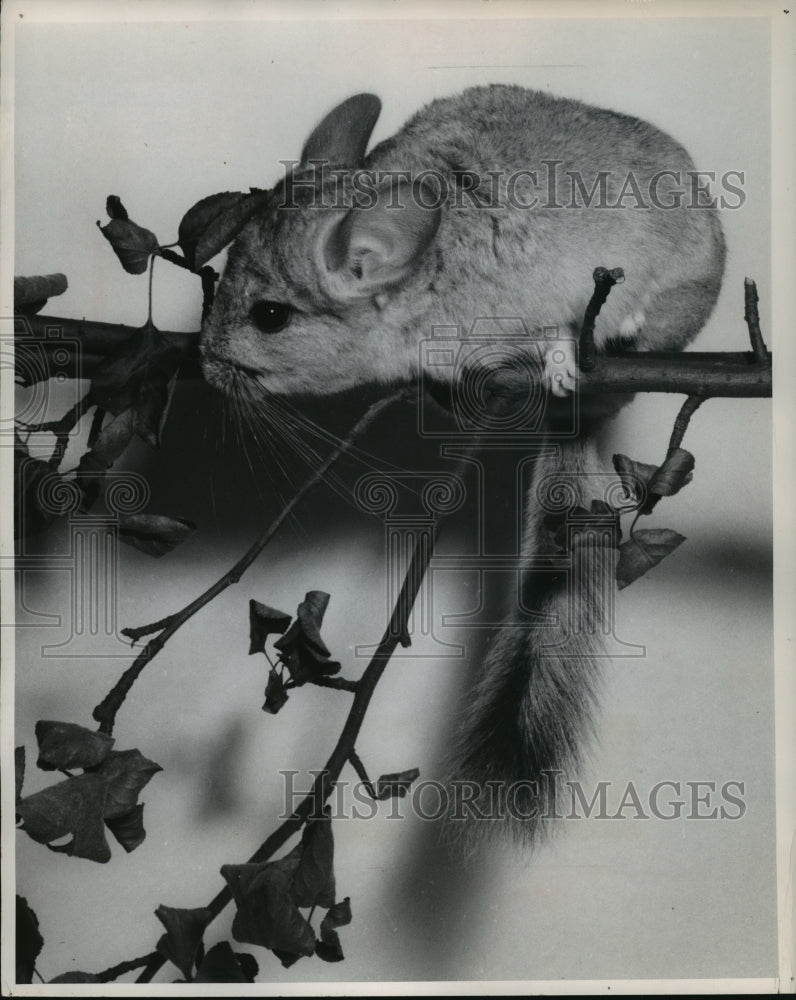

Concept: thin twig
[[120, 616, 177, 645], [23, 394, 93, 469], [137, 527, 436, 984], [743, 277, 769, 363], [667, 395, 706, 456], [93, 388, 411, 735], [348, 749, 377, 798], [97, 952, 159, 983], [578, 266, 625, 371], [308, 675, 359, 693]]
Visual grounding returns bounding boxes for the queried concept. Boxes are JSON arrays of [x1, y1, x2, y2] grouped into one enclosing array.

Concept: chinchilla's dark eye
[[249, 300, 293, 334]]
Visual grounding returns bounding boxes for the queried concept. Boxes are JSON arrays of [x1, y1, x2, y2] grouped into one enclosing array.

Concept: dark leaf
[[374, 768, 421, 800], [249, 599, 292, 654], [35, 720, 114, 772], [97, 196, 159, 274], [105, 803, 146, 852], [648, 447, 695, 498], [106, 195, 129, 220], [155, 905, 213, 981], [316, 897, 352, 963], [275, 591, 340, 685], [134, 367, 179, 448], [589, 499, 615, 516], [295, 590, 333, 657], [179, 189, 271, 271], [263, 669, 289, 715], [17, 748, 161, 862], [91, 749, 162, 819], [18, 775, 112, 862], [612, 453, 661, 515], [50, 972, 102, 983], [15, 746, 25, 802], [290, 814, 336, 909], [118, 514, 196, 558], [14, 448, 61, 540], [74, 409, 136, 508], [221, 862, 316, 959], [16, 896, 43, 984], [87, 328, 148, 415], [194, 941, 258, 983], [616, 529, 687, 590]]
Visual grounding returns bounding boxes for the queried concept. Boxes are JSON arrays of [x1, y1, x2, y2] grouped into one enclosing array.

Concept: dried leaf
[[221, 862, 316, 960], [263, 669, 289, 715], [50, 972, 102, 983], [249, 599, 292, 654], [118, 514, 196, 558], [105, 803, 146, 852], [274, 591, 340, 685], [155, 905, 213, 981], [374, 768, 420, 800], [616, 529, 687, 590], [97, 196, 159, 274], [316, 897, 352, 963], [17, 747, 161, 862], [194, 941, 258, 983], [290, 814, 336, 909], [35, 720, 114, 772], [16, 896, 43, 984], [15, 746, 25, 802], [179, 189, 270, 270], [612, 453, 661, 515], [648, 448, 695, 497]]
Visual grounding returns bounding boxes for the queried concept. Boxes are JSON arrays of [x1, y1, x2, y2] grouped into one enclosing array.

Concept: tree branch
[[93, 388, 411, 735]]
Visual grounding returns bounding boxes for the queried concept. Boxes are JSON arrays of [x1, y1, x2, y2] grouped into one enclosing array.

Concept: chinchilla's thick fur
[[202, 85, 725, 845]]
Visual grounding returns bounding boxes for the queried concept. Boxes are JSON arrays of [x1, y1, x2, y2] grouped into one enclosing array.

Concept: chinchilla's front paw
[[543, 341, 578, 397]]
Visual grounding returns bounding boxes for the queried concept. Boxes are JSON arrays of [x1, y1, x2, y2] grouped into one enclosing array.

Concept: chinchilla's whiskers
[[273, 394, 408, 477]]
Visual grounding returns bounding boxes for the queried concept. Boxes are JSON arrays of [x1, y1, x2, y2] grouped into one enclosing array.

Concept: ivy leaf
[[16, 896, 43, 984], [221, 862, 317, 960], [315, 897, 352, 964], [155, 905, 213, 981], [612, 453, 662, 515], [194, 941, 258, 983], [15, 746, 25, 802], [274, 591, 340, 685], [249, 599, 292, 655], [374, 768, 421, 800], [17, 748, 161, 862], [616, 529, 687, 590], [74, 408, 136, 509], [97, 196, 159, 274], [290, 814, 336, 909], [263, 669, 289, 715], [118, 514, 196, 558], [94, 749, 162, 818], [178, 189, 270, 271], [132, 340, 183, 448], [18, 775, 113, 862], [35, 720, 114, 772], [14, 445, 61, 539], [49, 973, 102, 983], [105, 803, 146, 852], [648, 448, 695, 498]]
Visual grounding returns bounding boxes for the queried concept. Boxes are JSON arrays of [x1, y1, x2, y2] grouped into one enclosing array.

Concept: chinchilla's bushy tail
[[446, 437, 612, 849]]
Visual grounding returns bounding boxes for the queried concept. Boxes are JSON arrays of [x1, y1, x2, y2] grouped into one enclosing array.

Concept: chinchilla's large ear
[[299, 93, 382, 169], [322, 177, 442, 296]]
